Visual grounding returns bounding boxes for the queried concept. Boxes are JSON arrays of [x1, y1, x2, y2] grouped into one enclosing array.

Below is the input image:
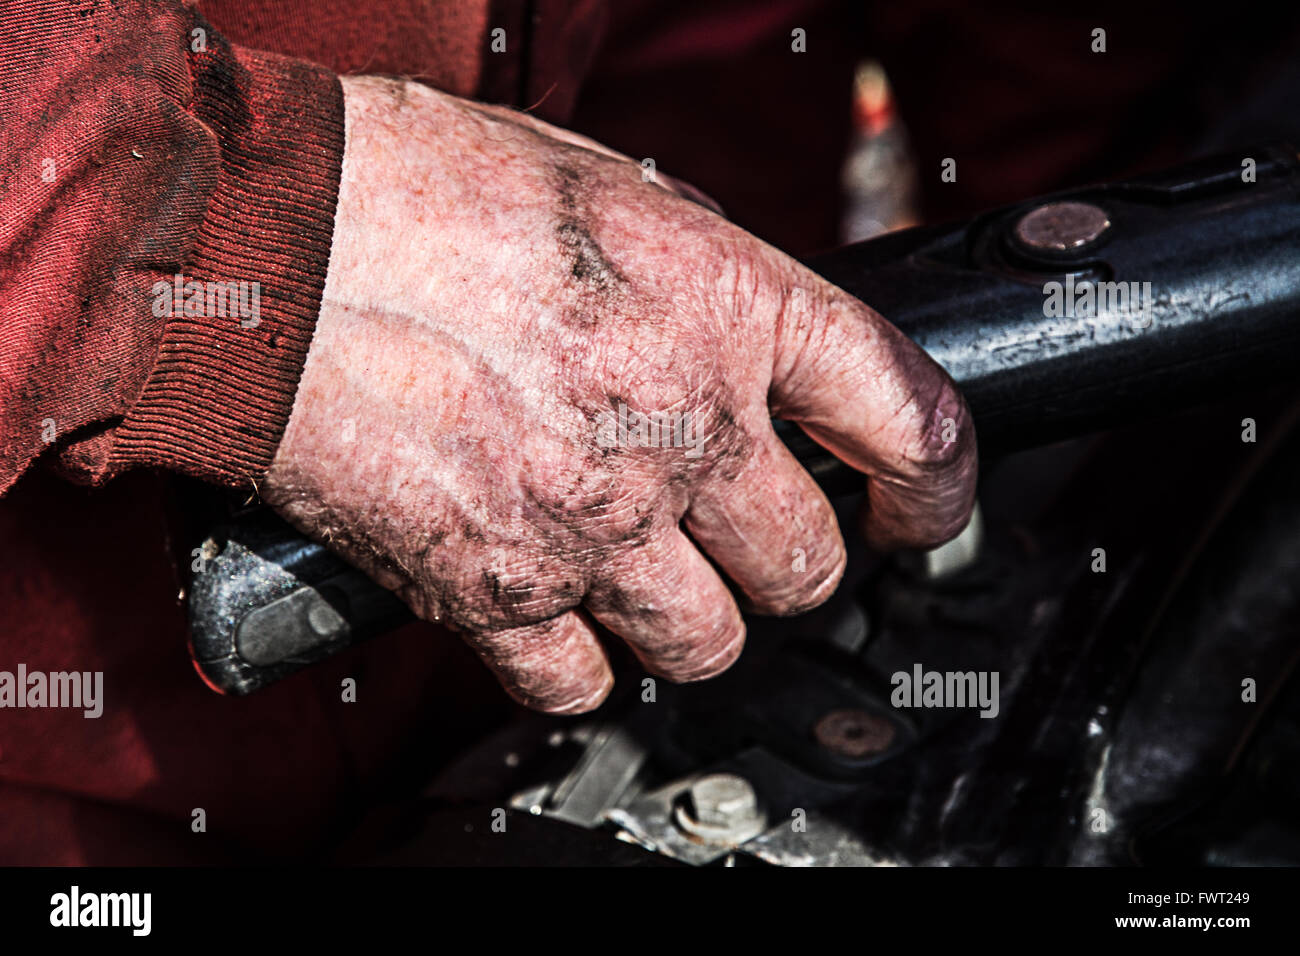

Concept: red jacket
[[0, 0, 614, 864]]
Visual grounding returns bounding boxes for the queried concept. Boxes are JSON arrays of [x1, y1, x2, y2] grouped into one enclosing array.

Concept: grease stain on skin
[[556, 221, 624, 293], [698, 403, 753, 482], [553, 164, 627, 299]]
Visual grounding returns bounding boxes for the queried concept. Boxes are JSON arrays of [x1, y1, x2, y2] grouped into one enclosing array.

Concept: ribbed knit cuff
[[110, 44, 344, 489]]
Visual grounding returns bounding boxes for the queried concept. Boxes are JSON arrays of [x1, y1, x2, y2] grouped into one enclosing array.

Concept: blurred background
[[566, 0, 1300, 254]]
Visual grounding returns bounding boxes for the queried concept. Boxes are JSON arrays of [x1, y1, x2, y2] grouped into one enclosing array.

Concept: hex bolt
[[673, 773, 767, 845], [688, 774, 759, 828]]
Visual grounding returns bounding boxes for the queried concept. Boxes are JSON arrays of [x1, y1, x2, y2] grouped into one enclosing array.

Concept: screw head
[[814, 708, 896, 758], [1013, 201, 1110, 254]]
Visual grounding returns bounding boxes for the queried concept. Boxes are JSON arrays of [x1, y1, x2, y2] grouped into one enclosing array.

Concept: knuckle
[[481, 574, 580, 628], [435, 552, 584, 632], [772, 283, 837, 400], [525, 469, 659, 549], [709, 247, 767, 322]]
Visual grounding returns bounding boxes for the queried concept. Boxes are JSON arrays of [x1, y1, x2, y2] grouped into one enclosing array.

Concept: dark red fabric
[[0, 0, 592, 865], [864, 1, 1300, 222], [0, 471, 509, 863], [1, 0, 345, 492]]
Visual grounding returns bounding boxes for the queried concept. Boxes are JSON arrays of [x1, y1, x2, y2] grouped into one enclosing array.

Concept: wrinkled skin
[[263, 76, 977, 713]]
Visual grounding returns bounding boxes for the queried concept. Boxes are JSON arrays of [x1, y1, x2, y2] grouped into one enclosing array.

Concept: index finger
[[768, 264, 978, 551]]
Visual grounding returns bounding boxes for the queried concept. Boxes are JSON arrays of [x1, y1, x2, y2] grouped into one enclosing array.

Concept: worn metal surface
[[186, 510, 409, 695]]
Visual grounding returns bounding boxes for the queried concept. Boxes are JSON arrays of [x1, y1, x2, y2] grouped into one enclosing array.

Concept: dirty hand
[[262, 76, 977, 713]]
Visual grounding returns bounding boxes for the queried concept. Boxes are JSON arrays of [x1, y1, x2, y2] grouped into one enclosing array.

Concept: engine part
[[391, 398, 1300, 866]]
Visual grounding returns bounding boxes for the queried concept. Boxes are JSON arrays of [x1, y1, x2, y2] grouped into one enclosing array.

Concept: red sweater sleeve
[[0, 0, 344, 493]]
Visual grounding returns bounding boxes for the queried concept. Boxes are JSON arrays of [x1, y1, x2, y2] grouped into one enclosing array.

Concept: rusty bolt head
[[814, 708, 896, 758]]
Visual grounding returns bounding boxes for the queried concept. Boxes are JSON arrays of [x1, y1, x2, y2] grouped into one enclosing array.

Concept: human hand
[[262, 76, 977, 713]]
